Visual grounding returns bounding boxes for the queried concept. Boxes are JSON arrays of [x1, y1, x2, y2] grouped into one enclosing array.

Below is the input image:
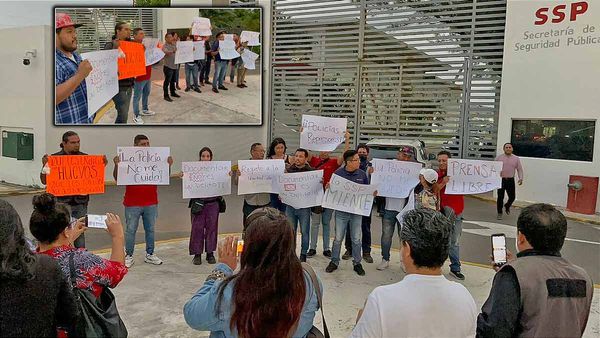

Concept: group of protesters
[[55, 13, 252, 126]]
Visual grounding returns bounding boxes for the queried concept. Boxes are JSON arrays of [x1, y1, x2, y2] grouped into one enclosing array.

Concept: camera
[[23, 58, 30, 66], [23, 49, 37, 66]]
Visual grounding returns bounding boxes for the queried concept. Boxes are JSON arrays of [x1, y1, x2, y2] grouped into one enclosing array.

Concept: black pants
[[345, 215, 371, 254], [163, 66, 176, 97], [202, 58, 212, 82], [497, 177, 516, 214]]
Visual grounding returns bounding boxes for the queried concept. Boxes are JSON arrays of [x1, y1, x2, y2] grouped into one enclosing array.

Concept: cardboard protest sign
[[182, 161, 232, 198], [237, 159, 285, 195], [241, 49, 259, 70], [370, 159, 422, 198], [192, 17, 212, 36], [219, 39, 240, 60], [175, 41, 195, 64], [300, 115, 347, 152], [193, 41, 206, 60], [46, 155, 105, 196], [445, 159, 503, 195], [396, 188, 415, 225], [224, 34, 234, 41], [143, 38, 164, 65], [116, 147, 170, 185], [81, 50, 119, 118], [277, 170, 324, 209], [322, 174, 376, 216], [240, 30, 260, 46], [117, 41, 146, 80]]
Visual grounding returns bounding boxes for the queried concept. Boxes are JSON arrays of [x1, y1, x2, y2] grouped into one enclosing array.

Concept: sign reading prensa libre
[[46, 155, 105, 196], [117, 147, 170, 185], [445, 159, 503, 195]]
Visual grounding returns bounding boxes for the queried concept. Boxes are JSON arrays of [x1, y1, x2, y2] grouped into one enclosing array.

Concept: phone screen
[[87, 214, 108, 229], [492, 235, 507, 265]]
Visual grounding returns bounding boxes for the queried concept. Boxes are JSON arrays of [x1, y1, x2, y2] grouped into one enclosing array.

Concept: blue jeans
[[70, 203, 87, 249], [112, 86, 132, 124], [310, 208, 332, 251], [286, 206, 311, 255], [449, 215, 463, 272], [213, 60, 228, 89], [185, 63, 199, 89], [125, 205, 158, 256], [331, 211, 362, 265], [381, 209, 401, 261], [132, 80, 151, 117]]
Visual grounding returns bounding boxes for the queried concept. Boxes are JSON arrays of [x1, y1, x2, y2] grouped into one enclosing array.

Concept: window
[[511, 120, 595, 162]]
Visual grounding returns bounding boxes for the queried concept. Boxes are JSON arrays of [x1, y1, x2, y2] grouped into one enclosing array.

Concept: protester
[[200, 36, 213, 86], [495, 142, 524, 220], [187, 147, 222, 265], [284, 148, 314, 262], [211, 31, 229, 93], [326, 150, 372, 276], [162, 32, 180, 102], [234, 143, 271, 231], [351, 208, 477, 337], [173, 32, 182, 90], [55, 12, 93, 124], [185, 35, 201, 93], [132, 28, 155, 125], [478, 204, 593, 337], [416, 168, 439, 211], [30, 193, 128, 299], [436, 150, 466, 280], [183, 208, 321, 337], [236, 41, 248, 88], [113, 135, 172, 268], [104, 21, 134, 124], [267, 137, 292, 212], [40, 131, 108, 248], [0, 199, 78, 338], [228, 34, 240, 84]]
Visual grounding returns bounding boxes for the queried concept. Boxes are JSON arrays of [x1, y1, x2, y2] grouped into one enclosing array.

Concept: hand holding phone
[[491, 233, 507, 267]]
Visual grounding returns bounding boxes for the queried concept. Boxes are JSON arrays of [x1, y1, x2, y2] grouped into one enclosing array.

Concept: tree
[[134, 0, 170, 7]]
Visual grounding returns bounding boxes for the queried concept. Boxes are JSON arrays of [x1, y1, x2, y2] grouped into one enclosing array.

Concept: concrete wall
[[498, 0, 600, 212], [157, 8, 200, 39]]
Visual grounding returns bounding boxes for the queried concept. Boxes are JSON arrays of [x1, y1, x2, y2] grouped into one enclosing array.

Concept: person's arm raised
[[105, 213, 125, 264], [337, 130, 351, 166]]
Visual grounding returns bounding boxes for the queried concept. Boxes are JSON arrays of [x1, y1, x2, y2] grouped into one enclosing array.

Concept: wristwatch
[[206, 268, 228, 282]]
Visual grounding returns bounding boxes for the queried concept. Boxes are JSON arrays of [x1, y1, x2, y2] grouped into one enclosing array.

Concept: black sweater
[[0, 255, 78, 337]]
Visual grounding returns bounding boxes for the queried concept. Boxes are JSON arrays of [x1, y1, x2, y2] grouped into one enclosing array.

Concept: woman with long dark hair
[[184, 207, 321, 337], [267, 137, 292, 212], [0, 199, 78, 337]]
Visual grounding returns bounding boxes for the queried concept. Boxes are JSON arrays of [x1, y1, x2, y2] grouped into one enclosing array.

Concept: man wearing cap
[[104, 21, 134, 124], [55, 13, 93, 124]]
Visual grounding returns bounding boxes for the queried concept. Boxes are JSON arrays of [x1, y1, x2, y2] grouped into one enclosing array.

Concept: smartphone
[[491, 233, 507, 266], [236, 240, 244, 256], [87, 214, 108, 229]]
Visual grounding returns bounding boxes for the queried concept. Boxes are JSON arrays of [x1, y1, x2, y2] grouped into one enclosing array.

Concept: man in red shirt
[[132, 28, 155, 125], [113, 134, 173, 268], [436, 150, 465, 280]]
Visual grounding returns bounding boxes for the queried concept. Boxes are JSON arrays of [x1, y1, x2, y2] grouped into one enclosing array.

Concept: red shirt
[[135, 65, 152, 82], [309, 157, 341, 186], [437, 169, 465, 215], [123, 185, 158, 207]]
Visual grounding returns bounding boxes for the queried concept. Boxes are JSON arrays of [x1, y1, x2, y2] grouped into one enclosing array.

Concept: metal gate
[[270, 0, 506, 159], [59, 8, 158, 53]]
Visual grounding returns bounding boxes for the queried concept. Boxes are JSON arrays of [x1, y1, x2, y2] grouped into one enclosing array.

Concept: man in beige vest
[[477, 204, 593, 337]]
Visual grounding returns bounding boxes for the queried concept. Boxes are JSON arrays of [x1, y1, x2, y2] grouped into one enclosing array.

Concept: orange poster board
[[117, 41, 146, 80], [46, 155, 105, 197]]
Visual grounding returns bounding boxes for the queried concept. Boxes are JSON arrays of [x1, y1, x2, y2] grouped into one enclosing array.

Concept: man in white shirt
[[351, 208, 477, 338]]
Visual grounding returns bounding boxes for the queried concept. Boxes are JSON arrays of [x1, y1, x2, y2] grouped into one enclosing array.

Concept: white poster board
[[396, 188, 415, 225], [219, 39, 241, 60], [182, 161, 231, 198], [81, 50, 119, 118], [322, 174, 376, 216], [445, 159, 503, 195], [241, 49, 259, 70], [143, 38, 164, 66], [191, 17, 212, 36], [240, 30, 260, 46], [370, 159, 422, 198], [116, 147, 170, 185], [224, 34, 234, 41], [193, 41, 206, 60], [277, 170, 324, 209], [237, 159, 285, 195], [300, 115, 347, 151], [175, 41, 194, 64]]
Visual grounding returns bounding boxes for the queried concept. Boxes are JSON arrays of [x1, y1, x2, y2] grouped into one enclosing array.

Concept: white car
[[366, 138, 437, 168]]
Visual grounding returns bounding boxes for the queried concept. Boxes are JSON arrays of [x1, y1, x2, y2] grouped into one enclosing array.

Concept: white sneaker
[[133, 116, 144, 124], [144, 254, 163, 265], [377, 259, 390, 271], [125, 255, 134, 268], [140, 110, 156, 116]]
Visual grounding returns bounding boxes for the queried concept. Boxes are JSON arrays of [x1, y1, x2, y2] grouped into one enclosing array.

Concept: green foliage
[[198, 9, 260, 35], [134, 0, 170, 7]]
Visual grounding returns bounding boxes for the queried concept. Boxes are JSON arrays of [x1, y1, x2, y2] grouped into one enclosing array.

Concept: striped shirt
[[55, 50, 90, 124]]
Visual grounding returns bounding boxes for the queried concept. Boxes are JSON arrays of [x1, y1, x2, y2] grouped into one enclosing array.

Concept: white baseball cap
[[420, 168, 438, 184]]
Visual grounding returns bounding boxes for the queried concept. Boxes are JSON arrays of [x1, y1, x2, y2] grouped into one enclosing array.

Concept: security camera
[[23, 58, 30, 66], [23, 49, 37, 66]]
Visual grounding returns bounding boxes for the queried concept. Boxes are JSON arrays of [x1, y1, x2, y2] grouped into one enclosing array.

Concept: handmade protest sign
[[300, 115, 347, 152], [192, 17, 212, 36], [193, 41, 205, 60], [241, 49, 259, 70], [276, 170, 324, 209], [143, 38, 164, 65], [182, 161, 232, 199], [370, 159, 422, 198], [81, 50, 119, 118], [219, 39, 241, 60], [396, 189, 415, 225], [117, 41, 146, 80], [175, 41, 195, 64], [445, 159, 503, 195], [224, 34, 234, 41], [116, 147, 170, 185], [322, 174, 376, 216], [240, 30, 260, 46], [237, 159, 285, 195], [46, 155, 105, 196]]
